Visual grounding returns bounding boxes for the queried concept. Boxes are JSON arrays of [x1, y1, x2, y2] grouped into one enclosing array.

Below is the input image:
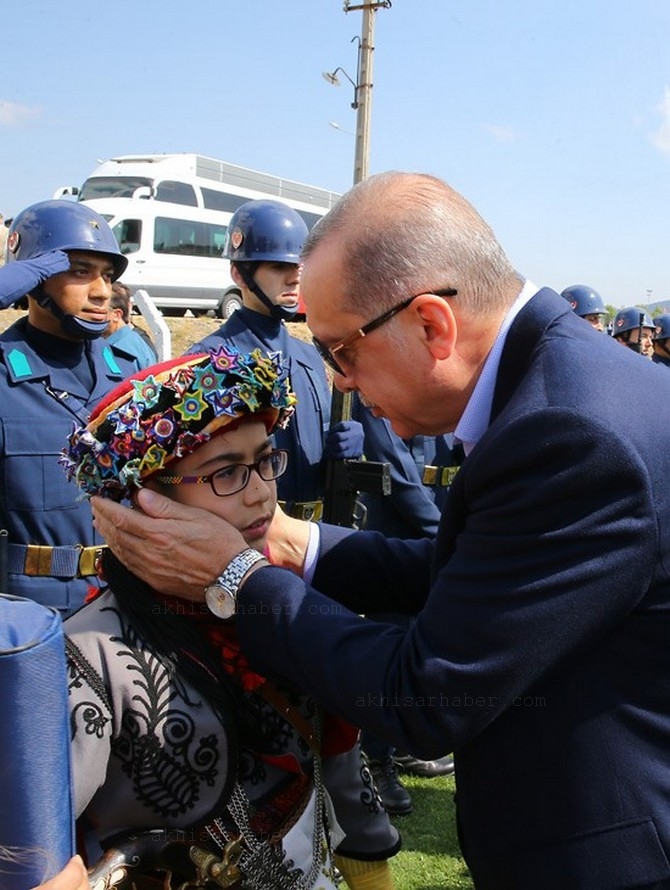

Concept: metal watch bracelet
[[205, 549, 268, 619]]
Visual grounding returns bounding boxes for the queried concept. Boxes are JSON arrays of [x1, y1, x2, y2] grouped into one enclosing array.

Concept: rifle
[[322, 389, 391, 528]]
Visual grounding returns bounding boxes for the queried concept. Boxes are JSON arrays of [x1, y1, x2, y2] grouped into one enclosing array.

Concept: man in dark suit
[[92, 172, 670, 889], [352, 392, 458, 814]]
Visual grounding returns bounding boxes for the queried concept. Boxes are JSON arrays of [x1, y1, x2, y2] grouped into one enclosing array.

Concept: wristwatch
[[204, 548, 268, 619]]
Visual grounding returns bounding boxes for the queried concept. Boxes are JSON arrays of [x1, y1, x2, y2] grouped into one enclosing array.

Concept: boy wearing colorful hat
[[61, 347, 399, 890]]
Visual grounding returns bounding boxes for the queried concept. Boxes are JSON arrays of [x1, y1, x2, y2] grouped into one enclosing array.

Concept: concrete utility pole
[[321, 1, 393, 526], [323, 1, 392, 422], [344, 1, 392, 185]]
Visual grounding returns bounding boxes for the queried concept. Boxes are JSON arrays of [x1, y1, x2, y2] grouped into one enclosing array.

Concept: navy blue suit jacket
[[237, 289, 670, 887]]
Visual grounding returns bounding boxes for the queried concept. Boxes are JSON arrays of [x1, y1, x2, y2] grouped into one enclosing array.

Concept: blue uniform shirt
[[106, 324, 157, 369], [0, 318, 141, 615]]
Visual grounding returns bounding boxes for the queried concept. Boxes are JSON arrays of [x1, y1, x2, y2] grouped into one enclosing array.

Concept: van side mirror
[[52, 186, 79, 199]]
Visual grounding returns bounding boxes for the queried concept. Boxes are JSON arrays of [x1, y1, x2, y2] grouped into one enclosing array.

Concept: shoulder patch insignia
[[7, 347, 32, 378]]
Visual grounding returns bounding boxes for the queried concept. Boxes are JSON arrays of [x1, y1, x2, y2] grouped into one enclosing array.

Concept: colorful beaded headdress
[[60, 346, 296, 501]]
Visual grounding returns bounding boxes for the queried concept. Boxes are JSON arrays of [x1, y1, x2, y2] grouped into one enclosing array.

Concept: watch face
[[205, 585, 236, 620]]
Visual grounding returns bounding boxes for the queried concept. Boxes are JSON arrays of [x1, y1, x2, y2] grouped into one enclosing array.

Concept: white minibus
[[55, 153, 340, 318]]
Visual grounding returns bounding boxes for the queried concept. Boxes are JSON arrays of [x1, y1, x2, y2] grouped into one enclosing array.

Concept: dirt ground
[[0, 309, 312, 358]]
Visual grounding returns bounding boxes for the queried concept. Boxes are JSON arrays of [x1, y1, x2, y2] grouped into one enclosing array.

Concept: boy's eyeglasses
[[312, 287, 457, 375], [155, 449, 288, 497]]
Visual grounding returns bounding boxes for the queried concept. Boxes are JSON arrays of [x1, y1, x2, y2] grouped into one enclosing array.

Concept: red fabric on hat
[[89, 353, 209, 423]]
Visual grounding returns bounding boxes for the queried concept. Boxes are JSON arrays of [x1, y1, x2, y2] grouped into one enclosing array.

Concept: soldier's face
[[583, 313, 605, 332], [30, 250, 114, 338], [252, 261, 301, 314], [627, 327, 655, 357]]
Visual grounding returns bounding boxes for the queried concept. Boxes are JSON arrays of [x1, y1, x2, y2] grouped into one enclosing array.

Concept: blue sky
[[3, 0, 670, 308]]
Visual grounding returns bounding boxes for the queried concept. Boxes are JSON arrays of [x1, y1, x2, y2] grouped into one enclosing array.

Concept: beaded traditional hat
[[60, 346, 296, 501]]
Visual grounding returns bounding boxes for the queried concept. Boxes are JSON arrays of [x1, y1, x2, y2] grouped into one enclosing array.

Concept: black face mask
[[32, 285, 108, 340]]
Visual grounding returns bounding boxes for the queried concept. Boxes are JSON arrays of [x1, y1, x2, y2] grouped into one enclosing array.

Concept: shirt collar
[[454, 280, 538, 455]]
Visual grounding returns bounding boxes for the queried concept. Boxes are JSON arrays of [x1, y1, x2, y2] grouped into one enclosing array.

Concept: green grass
[[387, 775, 474, 890]]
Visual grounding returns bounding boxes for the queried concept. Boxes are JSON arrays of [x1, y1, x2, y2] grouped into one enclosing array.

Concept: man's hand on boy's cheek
[[265, 504, 311, 575], [91, 489, 248, 601]]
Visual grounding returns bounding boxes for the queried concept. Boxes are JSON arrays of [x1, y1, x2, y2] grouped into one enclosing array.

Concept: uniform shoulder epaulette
[[102, 345, 123, 375], [5, 346, 33, 379]]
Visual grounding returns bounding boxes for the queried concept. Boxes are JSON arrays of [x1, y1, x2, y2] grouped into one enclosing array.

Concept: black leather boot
[[367, 756, 413, 816], [394, 752, 455, 777]]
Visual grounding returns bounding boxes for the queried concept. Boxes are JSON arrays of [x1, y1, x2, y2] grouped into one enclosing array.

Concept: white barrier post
[[131, 289, 171, 360]]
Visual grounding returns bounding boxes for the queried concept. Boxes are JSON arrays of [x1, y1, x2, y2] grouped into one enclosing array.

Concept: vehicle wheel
[[218, 291, 243, 319]]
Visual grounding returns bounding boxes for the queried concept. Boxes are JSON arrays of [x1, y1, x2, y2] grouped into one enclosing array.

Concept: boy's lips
[[242, 513, 273, 537]]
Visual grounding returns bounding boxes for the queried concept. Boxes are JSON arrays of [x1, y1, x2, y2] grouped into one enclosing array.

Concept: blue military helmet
[[612, 307, 655, 337], [560, 284, 607, 318], [653, 313, 670, 341], [224, 199, 309, 321], [6, 200, 128, 281], [224, 199, 308, 264], [6, 200, 128, 338]]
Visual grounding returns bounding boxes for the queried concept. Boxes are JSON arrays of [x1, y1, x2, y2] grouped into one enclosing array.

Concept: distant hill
[[645, 300, 670, 316]]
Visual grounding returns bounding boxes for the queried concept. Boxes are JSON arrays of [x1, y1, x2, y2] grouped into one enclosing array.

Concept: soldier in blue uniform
[[560, 284, 608, 332], [103, 281, 157, 369], [612, 306, 656, 358], [187, 199, 364, 519], [652, 313, 670, 368], [354, 397, 462, 537], [0, 200, 142, 615]]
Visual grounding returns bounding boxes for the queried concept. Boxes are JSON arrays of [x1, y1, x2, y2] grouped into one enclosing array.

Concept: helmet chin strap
[[237, 265, 298, 322], [32, 286, 108, 340]]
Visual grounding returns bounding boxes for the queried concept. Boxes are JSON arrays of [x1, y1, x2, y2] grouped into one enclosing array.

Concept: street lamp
[[323, 34, 363, 110], [328, 120, 355, 135], [322, 66, 359, 109], [323, 30, 372, 185], [323, 1, 391, 183]]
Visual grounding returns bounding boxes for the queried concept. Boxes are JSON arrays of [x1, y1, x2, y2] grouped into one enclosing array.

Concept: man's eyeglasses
[[312, 287, 457, 376], [155, 449, 288, 497]]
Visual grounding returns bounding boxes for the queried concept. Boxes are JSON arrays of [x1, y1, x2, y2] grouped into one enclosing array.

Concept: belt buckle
[[301, 501, 323, 521], [78, 546, 106, 578], [301, 503, 316, 521], [423, 465, 460, 487]]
